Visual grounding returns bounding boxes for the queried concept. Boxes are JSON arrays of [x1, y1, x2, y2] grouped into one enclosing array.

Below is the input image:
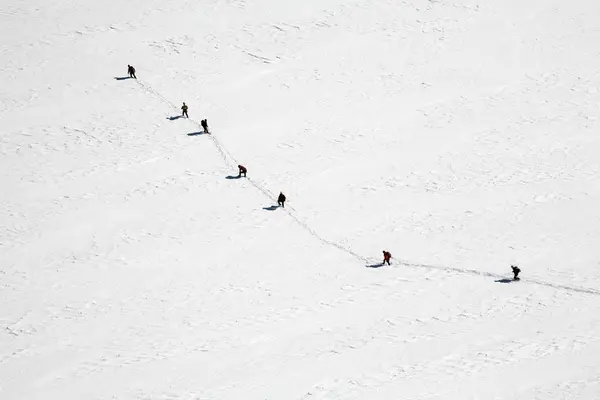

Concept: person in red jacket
[[383, 250, 392, 265], [238, 165, 247, 177]]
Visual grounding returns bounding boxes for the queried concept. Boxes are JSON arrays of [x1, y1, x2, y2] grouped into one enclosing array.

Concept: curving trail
[[136, 79, 600, 298], [3, 0, 599, 398]]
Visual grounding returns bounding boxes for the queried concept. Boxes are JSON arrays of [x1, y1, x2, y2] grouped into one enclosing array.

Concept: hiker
[[201, 119, 209, 134], [383, 250, 392, 265], [181, 102, 188, 118], [127, 65, 136, 79], [511, 265, 521, 280], [277, 192, 286, 208], [238, 165, 247, 178]]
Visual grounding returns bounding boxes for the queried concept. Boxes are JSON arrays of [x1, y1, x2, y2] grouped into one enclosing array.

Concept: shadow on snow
[[114, 76, 131, 81], [495, 278, 516, 283], [167, 115, 182, 121], [263, 205, 280, 211], [187, 131, 206, 136], [226, 175, 242, 180], [366, 263, 385, 268]]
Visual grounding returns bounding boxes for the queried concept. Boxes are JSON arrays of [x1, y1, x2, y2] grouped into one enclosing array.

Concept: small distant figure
[[181, 102, 189, 118], [511, 265, 521, 280], [201, 119, 209, 134], [277, 192, 286, 208], [127, 65, 136, 79], [238, 165, 247, 178], [383, 250, 392, 265]]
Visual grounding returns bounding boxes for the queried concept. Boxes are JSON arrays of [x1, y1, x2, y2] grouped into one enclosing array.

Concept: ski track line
[[402, 261, 600, 296], [133, 79, 600, 298], [135, 79, 369, 265]]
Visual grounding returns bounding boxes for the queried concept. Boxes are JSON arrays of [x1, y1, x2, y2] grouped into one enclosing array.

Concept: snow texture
[[1, 0, 600, 398]]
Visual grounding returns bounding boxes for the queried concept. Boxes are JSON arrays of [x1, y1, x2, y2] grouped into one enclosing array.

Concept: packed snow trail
[[402, 261, 600, 296], [134, 79, 600, 297], [136, 79, 370, 264], [4, 0, 600, 398]]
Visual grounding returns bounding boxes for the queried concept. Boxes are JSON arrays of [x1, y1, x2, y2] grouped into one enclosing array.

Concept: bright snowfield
[[2, 0, 600, 398]]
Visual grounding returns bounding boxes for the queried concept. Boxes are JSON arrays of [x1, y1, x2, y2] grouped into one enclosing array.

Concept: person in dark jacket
[[201, 119, 209, 134], [277, 192, 286, 208], [181, 102, 188, 118], [238, 165, 247, 177], [383, 250, 392, 265], [511, 265, 521, 280], [127, 65, 137, 79]]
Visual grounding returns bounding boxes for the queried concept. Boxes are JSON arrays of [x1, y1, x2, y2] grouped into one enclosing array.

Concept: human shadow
[[495, 278, 515, 283], [366, 263, 385, 268], [187, 131, 205, 136], [263, 205, 280, 211], [226, 175, 241, 180], [167, 116, 182, 121], [114, 76, 131, 80]]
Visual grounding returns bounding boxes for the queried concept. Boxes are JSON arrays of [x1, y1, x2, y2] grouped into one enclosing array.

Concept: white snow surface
[[2, 0, 600, 398]]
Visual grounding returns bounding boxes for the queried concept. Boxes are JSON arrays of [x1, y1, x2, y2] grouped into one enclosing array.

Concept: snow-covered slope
[[2, 0, 600, 398]]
